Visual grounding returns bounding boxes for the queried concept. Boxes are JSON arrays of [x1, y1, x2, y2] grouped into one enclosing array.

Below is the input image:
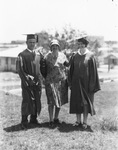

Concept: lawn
[[0, 73, 118, 150]]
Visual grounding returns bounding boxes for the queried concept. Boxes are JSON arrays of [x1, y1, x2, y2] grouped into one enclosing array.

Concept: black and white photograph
[[0, 0, 118, 149]]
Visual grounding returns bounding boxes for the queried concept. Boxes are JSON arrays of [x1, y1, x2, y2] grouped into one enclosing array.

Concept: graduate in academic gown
[[68, 36, 100, 129], [16, 34, 42, 129]]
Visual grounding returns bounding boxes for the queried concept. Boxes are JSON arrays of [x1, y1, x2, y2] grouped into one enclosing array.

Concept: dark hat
[[24, 34, 38, 42], [76, 35, 89, 46], [78, 37, 89, 44], [76, 32, 89, 42]]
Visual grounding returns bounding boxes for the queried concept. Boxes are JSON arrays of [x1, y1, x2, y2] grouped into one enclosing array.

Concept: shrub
[[100, 117, 118, 132]]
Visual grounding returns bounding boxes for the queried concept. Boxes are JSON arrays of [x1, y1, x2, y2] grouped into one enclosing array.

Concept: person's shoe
[[73, 121, 82, 127], [82, 123, 88, 130], [29, 119, 41, 126], [49, 121, 54, 128], [21, 123, 28, 130], [53, 119, 61, 125]]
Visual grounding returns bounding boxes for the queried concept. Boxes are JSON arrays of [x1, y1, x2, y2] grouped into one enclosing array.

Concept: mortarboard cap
[[24, 34, 38, 42], [27, 34, 36, 40], [76, 33, 89, 45]]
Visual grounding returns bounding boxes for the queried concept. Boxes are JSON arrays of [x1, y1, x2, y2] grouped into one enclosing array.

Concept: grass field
[[0, 72, 118, 150]]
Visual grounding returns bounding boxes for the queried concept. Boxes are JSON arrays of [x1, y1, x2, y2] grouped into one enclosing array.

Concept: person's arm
[[16, 54, 34, 87], [67, 54, 75, 89], [63, 52, 75, 67], [40, 54, 47, 79]]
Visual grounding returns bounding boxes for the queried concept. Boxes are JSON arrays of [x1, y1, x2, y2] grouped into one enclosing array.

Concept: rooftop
[[0, 45, 26, 58]]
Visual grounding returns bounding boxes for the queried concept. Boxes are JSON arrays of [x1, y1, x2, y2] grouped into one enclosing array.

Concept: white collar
[[77, 48, 89, 55], [27, 48, 34, 53]]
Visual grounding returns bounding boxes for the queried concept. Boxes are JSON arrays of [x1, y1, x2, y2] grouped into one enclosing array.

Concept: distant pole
[[107, 43, 112, 72], [108, 57, 110, 72]]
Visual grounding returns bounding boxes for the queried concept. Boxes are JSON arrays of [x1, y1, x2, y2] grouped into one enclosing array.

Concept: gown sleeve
[[16, 53, 30, 87], [88, 55, 101, 93]]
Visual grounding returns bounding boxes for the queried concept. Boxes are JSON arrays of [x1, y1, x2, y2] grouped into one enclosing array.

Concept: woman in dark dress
[[69, 36, 100, 129]]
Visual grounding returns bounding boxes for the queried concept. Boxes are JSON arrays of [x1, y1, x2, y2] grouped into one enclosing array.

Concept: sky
[[0, 0, 118, 43]]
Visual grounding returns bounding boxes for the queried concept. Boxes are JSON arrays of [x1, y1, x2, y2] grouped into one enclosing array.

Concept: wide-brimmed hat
[[76, 33, 89, 45], [75, 33, 89, 45]]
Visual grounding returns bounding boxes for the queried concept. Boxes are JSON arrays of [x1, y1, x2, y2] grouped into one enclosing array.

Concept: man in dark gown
[[16, 34, 42, 129]]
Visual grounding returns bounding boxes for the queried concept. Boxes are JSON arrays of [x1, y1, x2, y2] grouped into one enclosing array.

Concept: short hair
[[77, 38, 89, 47]]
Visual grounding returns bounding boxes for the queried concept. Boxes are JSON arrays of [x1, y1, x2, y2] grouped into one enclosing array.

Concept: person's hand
[[28, 75, 34, 80], [26, 75, 35, 86], [63, 61, 69, 67], [69, 86, 72, 90], [67, 83, 71, 90], [57, 62, 64, 69]]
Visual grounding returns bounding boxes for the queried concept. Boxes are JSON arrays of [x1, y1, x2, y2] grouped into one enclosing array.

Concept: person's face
[[26, 39, 36, 50], [51, 44, 59, 53], [77, 41, 86, 49]]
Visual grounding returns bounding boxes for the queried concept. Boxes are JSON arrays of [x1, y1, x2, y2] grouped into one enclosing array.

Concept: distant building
[[112, 43, 118, 52], [104, 53, 118, 65], [0, 45, 26, 72], [0, 43, 18, 51], [98, 42, 118, 65]]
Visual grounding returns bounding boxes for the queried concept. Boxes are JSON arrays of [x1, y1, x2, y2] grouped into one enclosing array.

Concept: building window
[[11, 58, 16, 65]]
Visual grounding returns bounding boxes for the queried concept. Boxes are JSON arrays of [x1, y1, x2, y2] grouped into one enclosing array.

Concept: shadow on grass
[[4, 122, 93, 133], [3, 123, 42, 132], [41, 122, 94, 132], [58, 122, 93, 133], [4, 123, 24, 132], [4, 121, 56, 132]]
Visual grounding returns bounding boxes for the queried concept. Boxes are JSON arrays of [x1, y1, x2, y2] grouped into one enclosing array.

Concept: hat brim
[[50, 43, 60, 47], [77, 37, 89, 44]]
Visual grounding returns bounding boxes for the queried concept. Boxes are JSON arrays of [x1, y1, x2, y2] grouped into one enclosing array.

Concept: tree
[[36, 31, 51, 50], [55, 31, 59, 38], [89, 39, 102, 67]]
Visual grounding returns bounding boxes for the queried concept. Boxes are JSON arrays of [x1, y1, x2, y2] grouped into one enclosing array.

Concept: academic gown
[[69, 51, 100, 115], [16, 49, 42, 116]]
